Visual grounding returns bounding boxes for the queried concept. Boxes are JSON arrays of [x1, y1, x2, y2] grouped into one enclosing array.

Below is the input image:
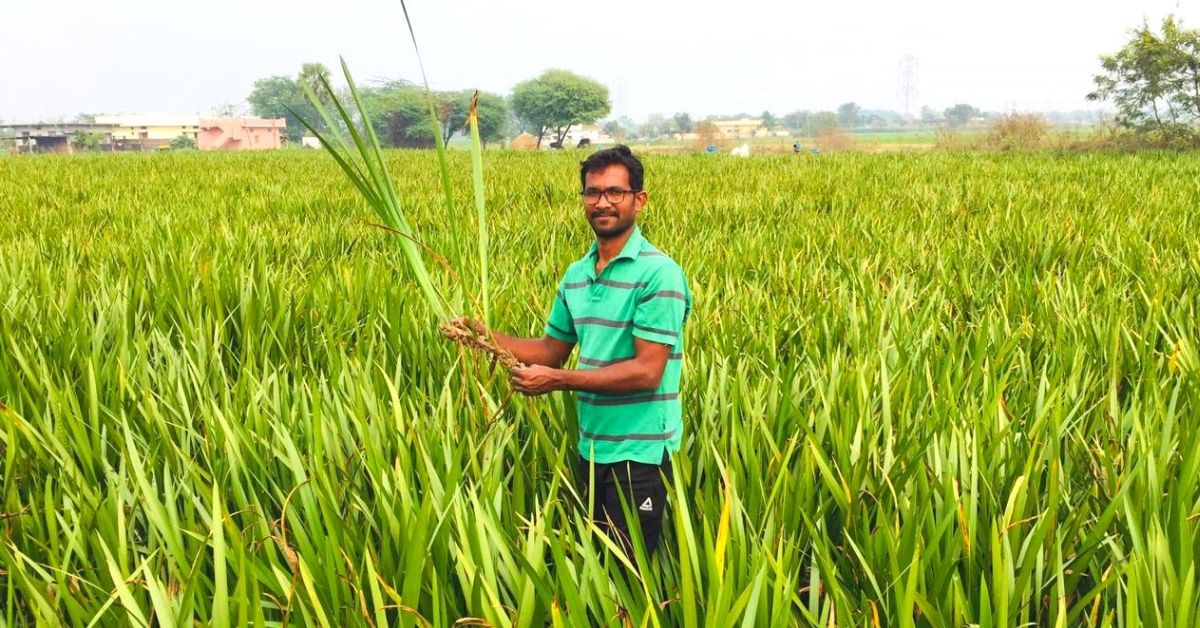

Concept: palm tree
[[298, 63, 333, 106]]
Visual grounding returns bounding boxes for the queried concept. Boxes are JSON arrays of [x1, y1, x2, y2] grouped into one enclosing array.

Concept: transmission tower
[[897, 55, 918, 116]]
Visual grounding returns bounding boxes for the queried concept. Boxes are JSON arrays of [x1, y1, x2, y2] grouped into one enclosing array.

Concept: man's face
[[582, 164, 647, 239]]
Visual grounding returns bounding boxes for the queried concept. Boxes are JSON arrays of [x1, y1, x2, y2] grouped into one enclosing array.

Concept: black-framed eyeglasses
[[581, 187, 639, 205]]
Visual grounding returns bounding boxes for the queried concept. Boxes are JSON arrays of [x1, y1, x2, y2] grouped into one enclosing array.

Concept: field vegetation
[[2, 150, 1199, 625]]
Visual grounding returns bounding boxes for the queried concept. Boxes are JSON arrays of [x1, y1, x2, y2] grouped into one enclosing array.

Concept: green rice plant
[[468, 92, 491, 326], [292, 1, 502, 360], [1, 150, 1199, 625], [399, 0, 455, 219], [291, 59, 450, 321]]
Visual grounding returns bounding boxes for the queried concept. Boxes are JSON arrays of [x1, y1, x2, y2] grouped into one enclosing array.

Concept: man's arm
[[488, 328, 575, 368], [451, 275, 578, 367], [509, 338, 670, 396], [488, 277, 580, 368]]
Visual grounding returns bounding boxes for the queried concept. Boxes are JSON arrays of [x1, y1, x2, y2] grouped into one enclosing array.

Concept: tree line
[[247, 65, 609, 149], [237, 16, 1199, 150]]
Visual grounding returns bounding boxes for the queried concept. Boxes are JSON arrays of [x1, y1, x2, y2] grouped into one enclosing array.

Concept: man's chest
[[561, 274, 648, 328]]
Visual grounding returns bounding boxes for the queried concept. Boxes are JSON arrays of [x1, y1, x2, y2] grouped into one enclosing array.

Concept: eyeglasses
[[581, 187, 638, 205]]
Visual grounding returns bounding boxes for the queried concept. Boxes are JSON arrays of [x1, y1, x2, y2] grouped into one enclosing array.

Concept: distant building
[[95, 115, 201, 150], [2, 122, 117, 153], [198, 117, 286, 151], [712, 118, 764, 139], [2, 115, 288, 153]]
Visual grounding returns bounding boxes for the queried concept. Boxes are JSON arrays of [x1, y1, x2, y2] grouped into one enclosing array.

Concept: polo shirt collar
[[586, 225, 645, 263]]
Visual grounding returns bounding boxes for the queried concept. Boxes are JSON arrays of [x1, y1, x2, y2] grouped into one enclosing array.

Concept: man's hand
[[449, 316, 488, 336], [445, 319, 574, 368], [510, 364, 563, 396]]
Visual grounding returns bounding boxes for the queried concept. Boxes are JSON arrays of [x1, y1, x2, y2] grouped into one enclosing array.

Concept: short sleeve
[[544, 280, 577, 343], [632, 266, 689, 346]]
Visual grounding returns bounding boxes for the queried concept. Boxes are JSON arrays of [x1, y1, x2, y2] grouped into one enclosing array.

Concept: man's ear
[[635, 190, 649, 213]]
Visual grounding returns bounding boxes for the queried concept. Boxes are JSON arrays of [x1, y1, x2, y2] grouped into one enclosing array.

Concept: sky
[[1, 0, 1196, 123]]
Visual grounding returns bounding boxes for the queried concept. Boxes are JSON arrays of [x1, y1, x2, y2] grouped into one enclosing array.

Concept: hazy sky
[[1, 0, 1195, 123]]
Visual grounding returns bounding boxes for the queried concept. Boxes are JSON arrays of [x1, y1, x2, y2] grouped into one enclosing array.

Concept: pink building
[[198, 117, 286, 151]]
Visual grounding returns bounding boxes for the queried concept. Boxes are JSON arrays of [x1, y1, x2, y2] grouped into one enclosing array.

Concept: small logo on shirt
[[639, 497, 654, 512]]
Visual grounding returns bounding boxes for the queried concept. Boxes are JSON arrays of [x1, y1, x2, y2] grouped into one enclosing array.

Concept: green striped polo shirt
[[545, 226, 692, 465]]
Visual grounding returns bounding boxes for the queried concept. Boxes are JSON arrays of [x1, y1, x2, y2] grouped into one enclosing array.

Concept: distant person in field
[[457, 145, 692, 558]]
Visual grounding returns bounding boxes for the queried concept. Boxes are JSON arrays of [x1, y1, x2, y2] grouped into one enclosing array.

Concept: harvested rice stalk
[[439, 318, 524, 371]]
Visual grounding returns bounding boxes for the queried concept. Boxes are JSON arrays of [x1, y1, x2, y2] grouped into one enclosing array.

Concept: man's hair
[[579, 145, 644, 192]]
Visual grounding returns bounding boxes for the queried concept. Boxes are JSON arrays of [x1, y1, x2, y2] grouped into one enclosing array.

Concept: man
[[464, 145, 691, 557]]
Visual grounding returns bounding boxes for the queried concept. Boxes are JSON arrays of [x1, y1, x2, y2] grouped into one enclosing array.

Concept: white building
[[712, 118, 764, 139], [557, 124, 613, 147]]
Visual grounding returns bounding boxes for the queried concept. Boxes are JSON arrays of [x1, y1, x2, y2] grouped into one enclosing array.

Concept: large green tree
[[837, 102, 861, 127], [602, 119, 626, 140], [673, 112, 693, 134], [247, 63, 335, 143], [782, 111, 810, 133], [943, 103, 979, 126], [358, 81, 436, 148], [639, 113, 669, 139], [809, 111, 838, 135], [510, 69, 610, 148], [358, 83, 510, 148], [1088, 16, 1200, 143], [249, 63, 512, 148], [437, 90, 510, 145], [247, 75, 311, 142], [298, 63, 333, 106]]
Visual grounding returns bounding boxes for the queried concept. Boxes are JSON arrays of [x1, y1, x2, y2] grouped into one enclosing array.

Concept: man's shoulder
[[634, 240, 687, 279]]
